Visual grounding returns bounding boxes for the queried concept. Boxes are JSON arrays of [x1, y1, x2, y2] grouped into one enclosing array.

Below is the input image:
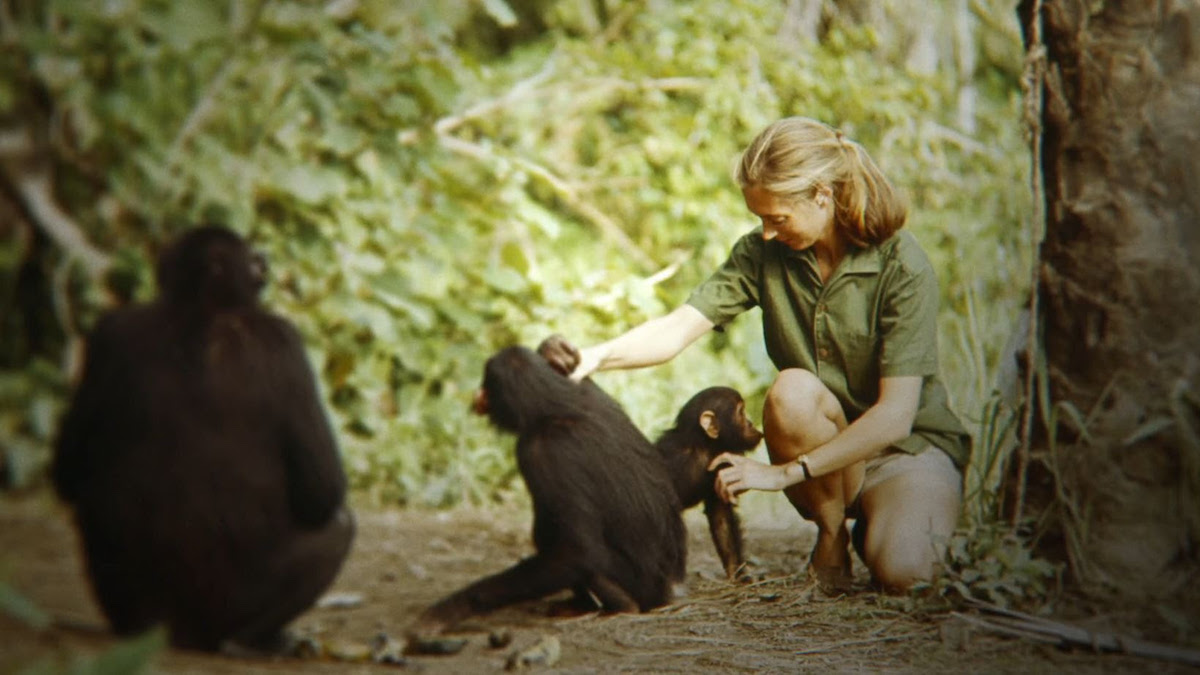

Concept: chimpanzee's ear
[[699, 410, 720, 439]]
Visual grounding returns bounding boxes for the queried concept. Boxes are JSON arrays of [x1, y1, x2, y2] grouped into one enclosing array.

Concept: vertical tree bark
[[1021, 0, 1200, 601]]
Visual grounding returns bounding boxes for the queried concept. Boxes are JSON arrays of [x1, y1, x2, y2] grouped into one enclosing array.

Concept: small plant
[[921, 520, 1061, 608]]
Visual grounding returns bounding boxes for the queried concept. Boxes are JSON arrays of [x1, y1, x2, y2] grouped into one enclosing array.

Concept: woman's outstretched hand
[[535, 334, 604, 382], [708, 453, 789, 505], [568, 346, 604, 382]]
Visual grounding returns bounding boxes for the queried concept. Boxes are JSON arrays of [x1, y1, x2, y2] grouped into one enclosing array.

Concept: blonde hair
[[735, 117, 908, 246]]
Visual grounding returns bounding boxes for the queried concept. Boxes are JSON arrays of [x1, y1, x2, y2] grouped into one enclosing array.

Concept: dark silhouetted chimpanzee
[[655, 387, 763, 579], [52, 224, 354, 653], [407, 345, 686, 640], [536, 335, 764, 580]]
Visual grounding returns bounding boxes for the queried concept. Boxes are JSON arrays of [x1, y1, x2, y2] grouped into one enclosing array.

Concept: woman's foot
[[807, 525, 854, 592]]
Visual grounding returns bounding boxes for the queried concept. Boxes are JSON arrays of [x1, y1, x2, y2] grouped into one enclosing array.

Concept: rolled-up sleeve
[[685, 231, 762, 328]]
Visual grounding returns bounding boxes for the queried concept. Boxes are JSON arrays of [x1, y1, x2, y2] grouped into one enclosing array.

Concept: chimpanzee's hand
[[536, 334, 581, 376]]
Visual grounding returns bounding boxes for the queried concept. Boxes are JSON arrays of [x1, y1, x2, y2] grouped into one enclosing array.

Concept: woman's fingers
[[568, 347, 603, 382], [712, 457, 744, 505], [708, 452, 739, 472]]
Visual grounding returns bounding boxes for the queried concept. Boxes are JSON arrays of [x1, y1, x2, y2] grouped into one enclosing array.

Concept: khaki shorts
[[845, 444, 963, 519]]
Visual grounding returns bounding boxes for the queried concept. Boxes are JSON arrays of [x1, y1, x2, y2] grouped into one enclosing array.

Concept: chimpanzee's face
[[726, 398, 763, 450]]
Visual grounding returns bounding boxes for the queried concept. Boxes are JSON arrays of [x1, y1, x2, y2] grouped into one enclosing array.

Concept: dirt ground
[[0, 490, 1193, 674]]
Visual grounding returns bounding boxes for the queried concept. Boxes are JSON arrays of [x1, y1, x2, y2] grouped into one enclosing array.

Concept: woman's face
[[742, 185, 835, 252]]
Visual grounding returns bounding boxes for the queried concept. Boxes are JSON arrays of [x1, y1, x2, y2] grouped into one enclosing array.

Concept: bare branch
[[13, 169, 112, 279], [434, 57, 559, 137], [956, 600, 1200, 667], [427, 63, 707, 273], [1, 126, 111, 279], [437, 134, 656, 270]]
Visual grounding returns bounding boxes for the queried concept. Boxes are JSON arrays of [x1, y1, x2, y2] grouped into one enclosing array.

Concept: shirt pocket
[[832, 330, 881, 402]]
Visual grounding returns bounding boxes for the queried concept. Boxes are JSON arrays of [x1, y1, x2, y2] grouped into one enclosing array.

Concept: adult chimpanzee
[[407, 345, 686, 639], [52, 225, 354, 653], [655, 387, 763, 579], [538, 335, 765, 580]]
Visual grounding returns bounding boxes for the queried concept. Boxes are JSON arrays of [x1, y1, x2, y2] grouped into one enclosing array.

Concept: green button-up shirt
[[686, 228, 970, 468]]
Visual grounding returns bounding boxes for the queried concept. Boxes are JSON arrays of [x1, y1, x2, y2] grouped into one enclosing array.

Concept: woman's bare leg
[[762, 369, 863, 588], [857, 451, 961, 592]]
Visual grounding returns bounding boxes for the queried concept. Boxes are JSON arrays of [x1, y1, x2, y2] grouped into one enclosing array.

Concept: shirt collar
[[784, 242, 882, 276]]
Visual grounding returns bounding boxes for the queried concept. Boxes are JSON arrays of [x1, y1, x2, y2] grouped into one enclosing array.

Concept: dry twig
[[953, 599, 1200, 667]]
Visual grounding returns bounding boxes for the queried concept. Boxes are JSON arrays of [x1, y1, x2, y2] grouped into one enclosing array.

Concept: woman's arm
[[802, 374, 921, 476], [710, 375, 922, 502], [570, 304, 715, 381]]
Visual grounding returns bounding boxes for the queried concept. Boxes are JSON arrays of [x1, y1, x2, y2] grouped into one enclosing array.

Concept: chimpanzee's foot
[[219, 628, 298, 658]]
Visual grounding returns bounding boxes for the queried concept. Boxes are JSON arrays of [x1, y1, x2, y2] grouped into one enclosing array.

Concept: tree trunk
[[1020, 0, 1200, 603]]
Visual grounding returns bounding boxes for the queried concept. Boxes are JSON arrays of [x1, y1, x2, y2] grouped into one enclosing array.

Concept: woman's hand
[[708, 453, 790, 505], [568, 345, 606, 382]]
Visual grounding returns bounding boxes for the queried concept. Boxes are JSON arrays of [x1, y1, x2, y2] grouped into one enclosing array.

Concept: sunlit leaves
[[3, 0, 1029, 509]]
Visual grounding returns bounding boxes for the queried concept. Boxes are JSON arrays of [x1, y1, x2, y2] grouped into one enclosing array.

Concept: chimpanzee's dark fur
[[52, 225, 354, 652], [534, 335, 765, 579], [409, 345, 686, 637], [655, 387, 763, 579]]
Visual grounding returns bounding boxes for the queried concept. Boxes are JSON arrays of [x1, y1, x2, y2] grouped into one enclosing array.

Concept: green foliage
[[0, 580, 52, 630], [1, 579, 164, 675], [0, 360, 68, 489], [15, 626, 166, 675], [922, 521, 1062, 608], [2, 0, 1032, 512], [963, 393, 1020, 526]]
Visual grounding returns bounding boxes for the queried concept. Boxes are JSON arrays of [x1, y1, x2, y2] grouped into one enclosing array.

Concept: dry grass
[[0, 491, 1188, 674]]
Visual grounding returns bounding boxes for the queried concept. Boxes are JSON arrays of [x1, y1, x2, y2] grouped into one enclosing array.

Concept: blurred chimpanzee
[[655, 387, 763, 579], [536, 335, 764, 580], [408, 345, 686, 639], [52, 225, 354, 653]]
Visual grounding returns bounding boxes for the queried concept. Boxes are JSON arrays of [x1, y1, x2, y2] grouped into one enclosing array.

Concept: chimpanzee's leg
[[704, 495, 745, 579], [174, 506, 355, 651], [409, 550, 586, 638], [585, 573, 640, 613]]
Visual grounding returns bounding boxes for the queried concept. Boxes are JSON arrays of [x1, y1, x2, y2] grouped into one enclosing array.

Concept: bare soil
[[0, 491, 1190, 674]]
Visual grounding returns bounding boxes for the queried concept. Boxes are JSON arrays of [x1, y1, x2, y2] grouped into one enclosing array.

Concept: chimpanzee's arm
[[276, 321, 346, 528], [704, 494, 745, 580], [52, 318, 121, 504]]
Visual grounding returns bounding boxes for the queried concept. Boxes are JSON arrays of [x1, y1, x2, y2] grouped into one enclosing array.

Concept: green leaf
[[84, 626, 167, 675], [516, 198, 562, 238], [274, 166, 348, 205], [481, 267, 528, 295], [479, 0, 519, 27], [142, 3, 226, 51], [1121, 416, 1174, 446], [0, 582, 52, 630]]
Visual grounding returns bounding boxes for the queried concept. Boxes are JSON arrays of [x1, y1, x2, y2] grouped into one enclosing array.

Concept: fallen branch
[[953, 599, 1200, 667]]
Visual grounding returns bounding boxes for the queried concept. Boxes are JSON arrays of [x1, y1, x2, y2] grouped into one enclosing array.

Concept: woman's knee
[[765, 369, 837, 428], [865, 542, 940, 593], [860, 488, 959, 593]]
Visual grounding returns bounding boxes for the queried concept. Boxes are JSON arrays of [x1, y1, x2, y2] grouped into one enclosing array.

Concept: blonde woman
[[562, 117, 968, 592]]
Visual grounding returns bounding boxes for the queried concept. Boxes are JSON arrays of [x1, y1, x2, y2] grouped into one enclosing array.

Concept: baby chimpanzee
[[655, 387, 763, 579]]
